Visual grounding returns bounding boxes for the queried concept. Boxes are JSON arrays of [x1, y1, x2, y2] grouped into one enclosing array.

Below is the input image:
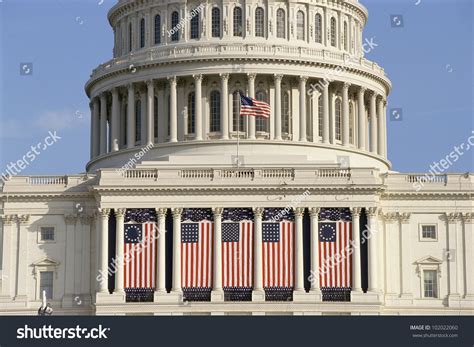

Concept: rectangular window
[[421, 225, 437, 240], [40, 227, 55, 242], [423, 270, 438, 298], [40, 271, 53, 299]]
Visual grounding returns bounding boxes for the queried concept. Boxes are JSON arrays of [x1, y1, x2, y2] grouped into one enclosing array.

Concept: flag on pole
[[240, 93, 270, 118]]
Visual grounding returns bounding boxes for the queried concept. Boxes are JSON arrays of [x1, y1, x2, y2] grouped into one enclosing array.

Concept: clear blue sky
[[0, 0, 472, 175]]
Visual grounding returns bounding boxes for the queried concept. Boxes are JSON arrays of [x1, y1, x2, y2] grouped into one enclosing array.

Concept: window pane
[[233, 91, 245, 132], [40, 271, 53, 299], [40, 227, 54, 241], [154, 97, 158, 138], [135, 100, 141, 142], [190, 11, 200, 39], [277, 9, 285, 39], [315, 14, 322, 43], [129, 23, 133, 52], [318, 96, 323, 137], [255, 91, 268, 132], [233, 7, 243, 36], [171, 12, 179, 41], [140, 18, 145, 48], [422, 225, 436, 239], [423, 270, 438, 298], [210, 91, 221, 132], [188, 92, 195, 134], [282, 91, 290, 133], [212, 8, 221, 37], [331, 17, 337, 47], [255, 8, 264, 37], [335, 99, 342, 141], [297, 11, 305, 40], [154, 15, 161, 44]]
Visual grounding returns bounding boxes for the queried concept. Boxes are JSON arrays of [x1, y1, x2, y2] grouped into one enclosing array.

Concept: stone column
[[383, 213, 400, 300], [169, 76, 178, 142], [63, 214, 76, 303], [111, 88, 120, 152], [127, 83, 136, 148], [99, 93, 108, 155], [322, 82, 330, 144], [140, 89, 147, 143], [367, 207, 379, 292], [15, 215, 30, 301], [252, 207, 265, 301], [171, 208, 182, 293], [0, 215, 15, 298], [382, 101, 388, 157], [377, 97, 385, 156], [114, 209, 126, 295], [193, 75, 203, 141], [446, 212, 461, 300], [462, 213, 474, 300], [357, 87, 366, 150], [369, 92, 378, 154], [220, 74, 229, 140], [80, 215, 92, 299], [146, 80, 155, 146], [351, 208, 362, 292], [154, 208, 167, 295], [98, 208, 110, 294], [309, 208, 321, 299], [247, 73, 256, 140], [311, 88, 319, 143], [274, 74, 283, 141], [342, 82, 350, 146], [91, 98, 100, 158], [294, 208, 305, 298], [299, 76, 308, 142], [399, 212, 413, 300], [211, 207, 224, 301]]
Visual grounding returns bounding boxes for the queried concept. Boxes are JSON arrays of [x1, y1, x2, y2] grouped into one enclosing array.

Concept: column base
[[448, 293, 462, 308], [461, 294, 474, 308], [61, 294, 74, 308], [154, 290, 183, 303], [293, 290, 310, 302], [0, 295, 13, 303], [95, 291, 121, 304], [252, 289, 265, 302], [351, 291, 382, 303], [308, 289, 323, 302], [211, 289, 225, 302]]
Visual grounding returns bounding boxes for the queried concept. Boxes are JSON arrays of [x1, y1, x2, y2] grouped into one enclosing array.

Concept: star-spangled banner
[[319, 208, 352, 222]]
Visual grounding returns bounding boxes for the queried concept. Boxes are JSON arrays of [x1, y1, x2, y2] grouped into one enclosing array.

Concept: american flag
[[124, 222, 157, 289], [181, 209, 214, 288], [222, 220, 253, 288], [318, 219, 352, 288], [240, 93, 270, 118], [262, 221, 294, 288]]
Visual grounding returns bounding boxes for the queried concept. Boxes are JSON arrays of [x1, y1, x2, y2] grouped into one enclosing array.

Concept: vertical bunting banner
[[318, 208, 352, 288], [222, 208, 254, 290], [262, 208, 295, 289], [124, 209, 158, 295], [181, 208, 214, 289]]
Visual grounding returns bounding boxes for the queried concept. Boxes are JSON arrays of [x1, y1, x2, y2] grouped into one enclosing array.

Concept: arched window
[[210, 91, 221, 132], [255, 7, 264, 37], [128, 22, 133, 52], [140, 18, 145, 48], [187, 92, 196, 134], [190, 9, 200, 39], [232, 90, 245, 132], [349, 101, 354, 144], [171, 11, 179, 41], [154, 97, 158, 139], [276, 9, 285, 39], [212, 7, 221, 38], [233, 7, 243, 36], [344, 21, 348, 51], [135, 100, 141, 142], [318, 95, 323, 137], [154, 15, 161, 44], [315, 13, 322, 43], [282, 91, 290, 134], [335, 98, 342, 141], [255, 90, 268, 132], [330, 17, 337, 47], [296, 11, 305, 40]]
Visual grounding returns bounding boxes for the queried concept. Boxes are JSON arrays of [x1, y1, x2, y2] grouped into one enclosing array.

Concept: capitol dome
[[85, 0, 391, 173]]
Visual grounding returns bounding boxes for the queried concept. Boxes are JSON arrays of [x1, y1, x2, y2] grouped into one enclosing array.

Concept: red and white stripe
[[318, 221, 352, 288], [124, 222, 157, 289], [222, 221, 253, 288], [263, 221, 294, 288], [181, 221, 214, 288]]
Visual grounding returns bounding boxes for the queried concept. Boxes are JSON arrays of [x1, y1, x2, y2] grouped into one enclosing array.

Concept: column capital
[[127, 83, 135, 90], [398, 212, 412, 223], [98, 208, 111, 219], [445, 212, 462, 223], [167, 76, 177, 86], [299, 75, 308, 83], [252, 207, 264, 217], [274, 74, 283, 83], [351, 207, 362, 217], [156, 208, 167, 218], [382, 212, 398, 222], [193, 74, 203, 82], [294, 207, 305, 217], [111, 86, 120, 94], [171, 207, 183, 218], [343, 82, 351, 91], [366, 207, 378, 217], [309, 207, 321, 217], [247, 73, 257, 81], [358, 86, 367, 95], [64, 214, 77, 225], [17, 214, 30, 225], [212, 207, 224, 216], [115, 208, 126, 219], [80, 214, 93, 225], [219, 73, 229, 81], [1, 215, 17, 226], [146, 79, 154, 87], [368, 90, 377, 99], [462, 212, 474, 224]]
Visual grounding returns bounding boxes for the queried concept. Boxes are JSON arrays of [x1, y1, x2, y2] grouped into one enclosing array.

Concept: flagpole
[[237, 93, 241, 168]]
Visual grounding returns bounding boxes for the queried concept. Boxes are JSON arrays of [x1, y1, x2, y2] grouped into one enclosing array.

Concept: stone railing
[[28, 176, 68, 185], [405, 174, 447, 185], [88, 43, 387, 83], [123, 169, 158, 179], [317, 169, 351, 179], [180, 169, 214, 179], [262, 168, 295, 179]]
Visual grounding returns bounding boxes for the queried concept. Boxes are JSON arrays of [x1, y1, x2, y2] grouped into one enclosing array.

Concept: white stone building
[[0, 0, 473, 315]]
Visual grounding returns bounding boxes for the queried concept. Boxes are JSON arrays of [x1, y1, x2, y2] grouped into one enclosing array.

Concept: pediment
[[413, 255, 442, 265], [31, 257, 60, 267]]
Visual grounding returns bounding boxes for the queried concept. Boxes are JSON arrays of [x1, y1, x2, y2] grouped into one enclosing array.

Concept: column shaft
[[342, 83, 350, 146], [146, 81, 155, 145], [171, 208, 182, 292], [367, 209, 378, 292], [357, 88, 366, 150], [91, 99, 100, 158], [99, 209, 110, 293], [169, 77, 178, 142], [248, 74, 256, 140], [369, 93, 378, 153], [309, 208, 320, 291], [127, 84, 136, 148], [156, 209, 167, 292], [322, 83, 330, 143], [253, 208, 264, 294], [114, 209, 125, 293], [294, 208, 305, 291], [212, 208, 223, 294], [1, 216, 14, 297], [299, 77, 307, 142], [220, 74, 229, 139], [377, 98, 384, 156], [194, 75, 203, 140], [274, 75, 282, 140], [99, 94, 108, 155], [111, 88, 120, 152], [15, 216, 30, 299]]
